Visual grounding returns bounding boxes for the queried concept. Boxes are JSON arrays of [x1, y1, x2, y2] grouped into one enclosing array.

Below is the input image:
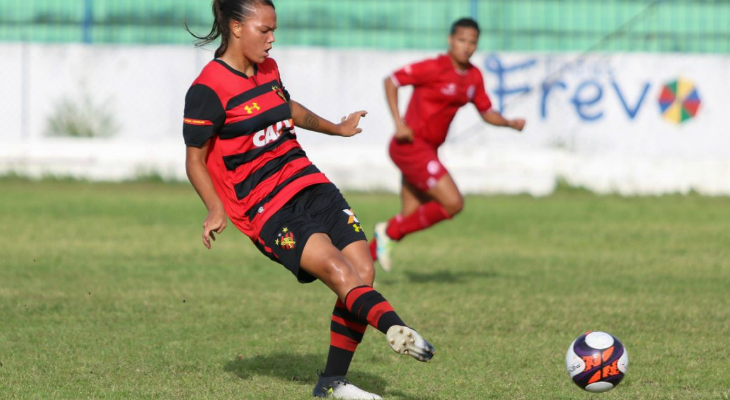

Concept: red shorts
[[389, 137, 448, 192]]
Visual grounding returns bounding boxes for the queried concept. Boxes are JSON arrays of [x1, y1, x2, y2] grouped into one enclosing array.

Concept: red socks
[[386, 201, 450, 241]]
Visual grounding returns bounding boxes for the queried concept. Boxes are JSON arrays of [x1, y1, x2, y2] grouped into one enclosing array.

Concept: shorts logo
[[343, 209, 362, 232], [427, 160, 441, 175], [275, 227, 296, 250]]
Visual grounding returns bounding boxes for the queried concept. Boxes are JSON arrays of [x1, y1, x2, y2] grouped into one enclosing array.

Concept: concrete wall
[[2, 44, 729, 195]]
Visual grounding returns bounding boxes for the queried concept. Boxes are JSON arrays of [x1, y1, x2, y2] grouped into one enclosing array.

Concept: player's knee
[[320, 254, 363, 288], [355, 260, 375, 286], [443, 197, 464, 217]]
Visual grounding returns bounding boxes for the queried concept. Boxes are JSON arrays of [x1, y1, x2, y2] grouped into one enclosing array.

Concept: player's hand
[[394, 120, 414, 143], [337, 110, 368, 137], [509, 118, 526, 132], [202, 206, 227, 249]]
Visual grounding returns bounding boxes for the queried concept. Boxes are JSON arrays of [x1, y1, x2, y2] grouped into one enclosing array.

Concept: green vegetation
[[45, 94, 119, 138], [1, 180, 729, 399]]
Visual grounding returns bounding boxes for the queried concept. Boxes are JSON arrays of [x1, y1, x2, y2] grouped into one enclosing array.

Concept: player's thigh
[[401, 176, 432, 216], [426, 172, 464, 216], [300, 233, 365, 299], [340, 240, 375, 286]]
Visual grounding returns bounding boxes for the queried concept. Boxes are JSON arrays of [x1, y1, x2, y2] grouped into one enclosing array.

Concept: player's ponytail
[[186, 0, 276, 59]]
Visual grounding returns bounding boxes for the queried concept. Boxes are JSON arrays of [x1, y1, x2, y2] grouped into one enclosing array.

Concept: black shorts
[[254, 183, 367, 283]]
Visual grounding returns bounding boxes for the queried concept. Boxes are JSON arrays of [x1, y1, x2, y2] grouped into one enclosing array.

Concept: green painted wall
[[0, 0, 728, 53]]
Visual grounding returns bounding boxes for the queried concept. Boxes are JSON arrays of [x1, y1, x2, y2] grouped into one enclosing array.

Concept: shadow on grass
[[224, 353, 323, 384], [402, 269, 497, 284], [224, 353, 438, 400]]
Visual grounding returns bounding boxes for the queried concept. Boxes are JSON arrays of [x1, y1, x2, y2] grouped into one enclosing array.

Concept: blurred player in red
[[184, 1, 433, 398], [370, 18, 526, 271]]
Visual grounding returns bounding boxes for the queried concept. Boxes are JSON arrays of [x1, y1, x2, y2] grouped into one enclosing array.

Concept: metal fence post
[[83, 0, 93, 44], [470, 0, 479, 20], [21, 40, 30, 140]]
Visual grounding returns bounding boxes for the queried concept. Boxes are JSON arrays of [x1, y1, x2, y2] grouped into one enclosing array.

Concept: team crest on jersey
[[272, 85, 287, 102], [343, 209, 362, 232], [467, 85, 476, 100]]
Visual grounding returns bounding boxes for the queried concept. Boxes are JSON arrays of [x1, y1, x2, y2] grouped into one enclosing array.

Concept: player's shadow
[[224, 352, 387, 387], [224, 353, 437, 400], [225, 353, 328, 384], [402, 269, 497, 284]]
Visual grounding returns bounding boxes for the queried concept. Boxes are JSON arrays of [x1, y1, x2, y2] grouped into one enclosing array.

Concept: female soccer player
[[183, 1, 433, 398], [370, 18, 526, 271]]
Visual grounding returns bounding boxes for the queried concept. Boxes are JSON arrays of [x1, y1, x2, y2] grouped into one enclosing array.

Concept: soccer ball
[[565, 331, 629, 393]]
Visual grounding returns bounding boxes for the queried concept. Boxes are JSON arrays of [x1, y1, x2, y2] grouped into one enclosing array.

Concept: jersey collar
[[214, 58, 259, 79]]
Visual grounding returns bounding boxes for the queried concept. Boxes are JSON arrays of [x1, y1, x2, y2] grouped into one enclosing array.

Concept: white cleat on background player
[[373, 222, 394, 272]]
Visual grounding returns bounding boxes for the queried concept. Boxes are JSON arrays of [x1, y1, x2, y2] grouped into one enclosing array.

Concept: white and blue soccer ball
[[566, 331, 629, 393]]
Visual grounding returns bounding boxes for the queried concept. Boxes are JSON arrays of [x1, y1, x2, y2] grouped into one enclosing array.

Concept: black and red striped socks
[[323, 286, 406, 377], [344, 285, 405, 334], [324, 299, 367, 377]]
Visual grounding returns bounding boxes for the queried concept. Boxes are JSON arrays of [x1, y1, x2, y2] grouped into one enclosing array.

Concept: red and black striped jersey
[[183, 58, 330, 240]]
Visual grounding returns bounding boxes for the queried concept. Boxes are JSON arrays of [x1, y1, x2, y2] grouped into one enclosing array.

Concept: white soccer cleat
[[373, 222, 394, 272], [313, 375, 382, 399], [386, 325, 435, 362]]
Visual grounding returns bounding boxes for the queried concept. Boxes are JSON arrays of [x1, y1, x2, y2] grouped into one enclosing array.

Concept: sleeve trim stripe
[[184, 118, 214, 126], [390, 74, 402, 87]]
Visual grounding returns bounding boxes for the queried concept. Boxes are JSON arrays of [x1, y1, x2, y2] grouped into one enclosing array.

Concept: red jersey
[[391, 54, 492, 148], [183, 58, 329, 240]]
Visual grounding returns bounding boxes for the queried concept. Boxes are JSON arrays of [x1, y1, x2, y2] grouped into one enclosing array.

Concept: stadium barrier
[[2, 43, 729, 195]]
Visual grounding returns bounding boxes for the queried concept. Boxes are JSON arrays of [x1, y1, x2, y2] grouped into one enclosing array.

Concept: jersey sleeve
[[182, 84, 225, 147], [390, 58, 438, 87], [471, 70, 493, 114], [269, 58, 291, 101]]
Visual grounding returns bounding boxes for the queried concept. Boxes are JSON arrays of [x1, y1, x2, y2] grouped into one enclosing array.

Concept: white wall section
[[1, 44, 728, 195]]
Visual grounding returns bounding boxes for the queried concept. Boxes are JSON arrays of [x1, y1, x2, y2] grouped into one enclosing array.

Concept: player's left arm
[[289, 100, 367, 137], [481, 110, 526, 132], [472, 70, 525, 132]]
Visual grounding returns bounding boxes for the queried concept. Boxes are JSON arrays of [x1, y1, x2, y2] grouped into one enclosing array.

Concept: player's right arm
[[186, 142, 226, 250], [183, 83, 227, 249], [386, 58, 437, 143], [384, 76, 414, 143]]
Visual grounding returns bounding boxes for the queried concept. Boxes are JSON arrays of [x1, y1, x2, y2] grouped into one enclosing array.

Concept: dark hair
[[186, 0, 275, 58], [450, 17, 480, 35]]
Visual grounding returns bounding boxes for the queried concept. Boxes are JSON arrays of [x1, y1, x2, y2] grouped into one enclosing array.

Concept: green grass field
[[1, 179, 729, 400]]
